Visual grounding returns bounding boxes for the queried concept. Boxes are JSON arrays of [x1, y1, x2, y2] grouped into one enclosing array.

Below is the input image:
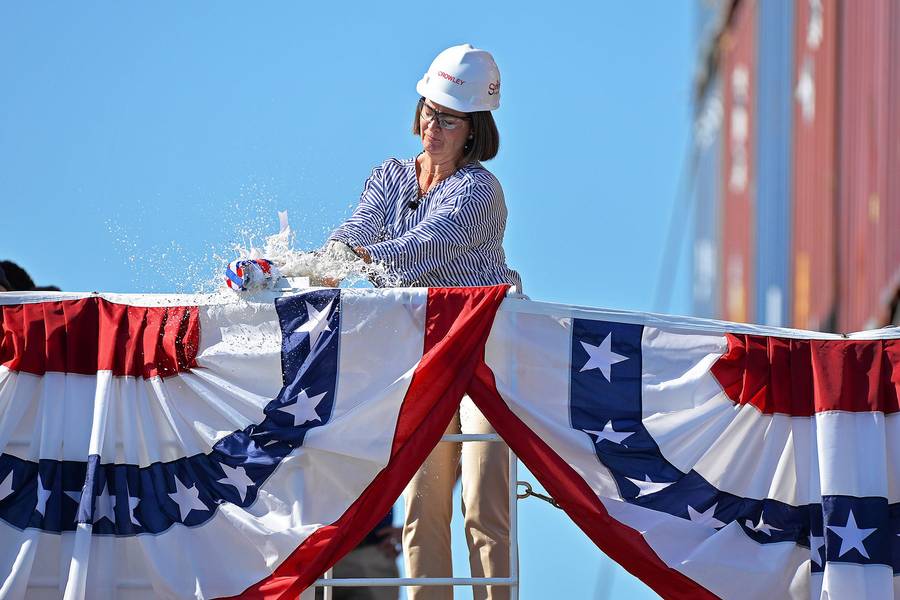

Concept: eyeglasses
[[418, 98, 470, 130]]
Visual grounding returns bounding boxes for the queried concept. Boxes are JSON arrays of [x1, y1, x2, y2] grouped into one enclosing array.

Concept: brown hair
[[412, 98, 500, 163]]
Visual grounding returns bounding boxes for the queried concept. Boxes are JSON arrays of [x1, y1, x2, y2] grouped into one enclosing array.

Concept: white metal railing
[[315, 433, 519, 599]]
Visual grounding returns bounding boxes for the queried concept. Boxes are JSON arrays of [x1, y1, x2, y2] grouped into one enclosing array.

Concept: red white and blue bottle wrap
[[225, 258, 279, 291]]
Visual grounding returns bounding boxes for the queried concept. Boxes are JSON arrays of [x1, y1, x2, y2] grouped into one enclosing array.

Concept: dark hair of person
[[412, 98, 500, 164], [0, 261, 34, 291]]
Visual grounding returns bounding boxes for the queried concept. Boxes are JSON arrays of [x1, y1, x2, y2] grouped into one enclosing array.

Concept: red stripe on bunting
[[224, 285, 509, 600], [0, 298, 200, 379], [711, 333, 900, 416], [467, 362, 718, 600]]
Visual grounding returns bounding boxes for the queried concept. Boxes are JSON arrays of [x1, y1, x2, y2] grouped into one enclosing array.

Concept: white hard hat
[[416, 44, 501, 113]]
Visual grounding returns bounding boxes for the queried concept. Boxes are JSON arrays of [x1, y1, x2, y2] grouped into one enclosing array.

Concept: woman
[[326, 44, 519, 600]]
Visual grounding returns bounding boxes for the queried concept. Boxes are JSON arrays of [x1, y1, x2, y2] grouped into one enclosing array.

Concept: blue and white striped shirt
[[329, 157, 522, 290]]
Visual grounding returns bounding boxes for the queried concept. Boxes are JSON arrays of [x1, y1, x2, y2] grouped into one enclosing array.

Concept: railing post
[[508, 444, 519, 600]]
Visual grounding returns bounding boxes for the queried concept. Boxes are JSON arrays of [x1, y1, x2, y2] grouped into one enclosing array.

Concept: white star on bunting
[[217, 463, 255, 503], [745, 515, 782, 536], [295, 300, 334, 350], [168, 476, 207, 522], [687, 503, 726, 529], [245, 438, 264, 456], [0, 471, 14, 502], [809, 533, 826, 567], [624, 476, 674, 498], [584, 421, 634, 445], [64, 490, 83, 522], [35, 474, 52, 517], [123, 494, 141, 526], [278, 389, 327, 427], [93, 481, 116, 524], [579, 334, 628, 381], [827, 510, 877, 559]]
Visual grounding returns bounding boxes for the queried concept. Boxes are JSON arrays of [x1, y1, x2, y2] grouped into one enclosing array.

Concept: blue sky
[[2, 2, 694, 598]]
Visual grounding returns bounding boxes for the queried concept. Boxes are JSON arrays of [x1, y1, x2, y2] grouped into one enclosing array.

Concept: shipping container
[[836, 0, 892, 331], [693, 0, 900, 330], [755, 0, 794, 327], [719, 0, 756, 323], [692, 71, 724, 318], [885, 0, 900, 324], [696, 0, 732, 47], [791, 0, 838, 331]]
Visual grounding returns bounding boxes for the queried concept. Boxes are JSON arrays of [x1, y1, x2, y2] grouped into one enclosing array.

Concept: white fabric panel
[[62, 523, 93, 600], [642, 393, 740, 474], [484, 309, 621, 499], [808, 572, 823, 600], [45, 373, 92, 462], [691, 409, 808, 505], [0, 372, 100, 462], [195, 301, 284, 402], [308, 289, 425, 466], [0, 528, 40, 600], [815, 411, 889, 498], [602, 498, 811, 599], [0, 371, 280, 466], [820, 562, 894, 600], [640, 326, 728, 416], [646, 389, 900, 506], [0, 517, 288, 600], [886, 414, 900, 505], [0, 367, 39, 458], [87, 372, 113, 457]]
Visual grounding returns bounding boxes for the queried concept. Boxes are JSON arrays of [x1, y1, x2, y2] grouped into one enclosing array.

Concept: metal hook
[[516, 481, 561, 509]]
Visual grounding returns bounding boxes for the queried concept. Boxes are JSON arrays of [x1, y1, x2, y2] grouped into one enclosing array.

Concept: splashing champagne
[[225, 212, 395, 290]]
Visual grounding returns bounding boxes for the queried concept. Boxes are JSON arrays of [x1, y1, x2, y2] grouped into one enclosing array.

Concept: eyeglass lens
[[420, 102, 465, 130]]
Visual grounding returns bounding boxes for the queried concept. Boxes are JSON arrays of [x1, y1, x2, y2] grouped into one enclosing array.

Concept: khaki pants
[[403, 397, 510, 600]]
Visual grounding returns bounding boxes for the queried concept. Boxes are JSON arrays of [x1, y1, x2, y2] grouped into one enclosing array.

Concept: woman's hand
[[316, 276, 341, 287], [354, 247, 372, 264], [325, 241, 359, 262]]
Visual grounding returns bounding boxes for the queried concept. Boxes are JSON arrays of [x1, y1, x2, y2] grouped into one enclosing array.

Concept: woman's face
[[418, 99, 471, 164]]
